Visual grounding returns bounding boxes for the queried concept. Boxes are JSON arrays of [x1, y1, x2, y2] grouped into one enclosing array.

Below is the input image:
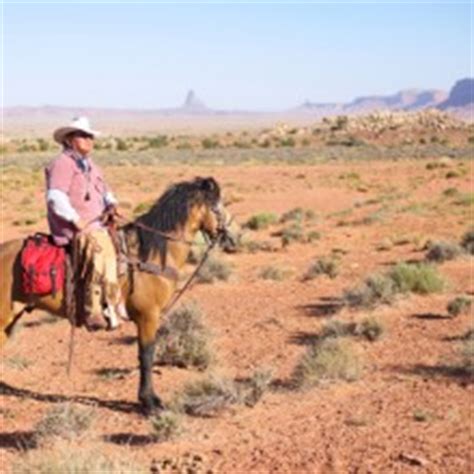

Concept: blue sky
[[3, 2, 472, 110]]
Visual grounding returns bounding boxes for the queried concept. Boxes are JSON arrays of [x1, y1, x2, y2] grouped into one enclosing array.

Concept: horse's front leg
[[137, 312, 163, 415]]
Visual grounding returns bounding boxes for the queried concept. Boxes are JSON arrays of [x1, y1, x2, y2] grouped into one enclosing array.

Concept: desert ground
[[1, 113, 473, 473]]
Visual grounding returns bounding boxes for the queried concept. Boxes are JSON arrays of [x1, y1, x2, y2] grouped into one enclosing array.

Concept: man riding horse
[[46, 116, 124, 331]]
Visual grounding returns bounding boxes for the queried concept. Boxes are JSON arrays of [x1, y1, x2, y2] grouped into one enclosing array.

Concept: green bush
[[155, 303, 212, 370], [148, 135, 168, 148], [447, 296, 472, 317], [245, 212, 278, 230], [389, 262, 445, 295], [201, 138, 219, 149]]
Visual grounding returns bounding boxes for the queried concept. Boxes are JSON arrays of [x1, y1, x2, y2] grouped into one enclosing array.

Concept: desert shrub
[[238, 368, 273, 407], [115, 138, 129, 151], [460, 340, 474, 375], [303, 257, 339, 280], [239, 239, 275, 253], [175, 376, 240, 417], [279, 137, 296, 147], [455, 193, 474, 207], [12, 443, 147, 474], [281, 223, 305, 246], [148, 135, 168, 148], [320, 320, 356, 339], [345, 263, 445, 308], [201, 138, 219, 149], [280, 207, 316, 224], [306, 231, 321, 242], [37, 138, 49, 152], [196, 254, 232, 283], [388, 262, 445, 295], [34, 404, 95, 444], [292, 339, 362, 388], [425, 241, 463, 263], [155, 304, 212, 370], [280, 207, 303, 223], [344, 273, 397, 308], [446, 170, 462, 179], [319, 317, 384, 342], [447, 296, 472, 318], [245, 212, 278, 230], [461, 230, 474, 255], [150, 411, 182, 441], [442, 187, 459, 198], [355, 317, 385, 341], [259, 265, 289, 281]]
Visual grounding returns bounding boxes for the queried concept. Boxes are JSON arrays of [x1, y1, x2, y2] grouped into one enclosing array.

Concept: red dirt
[[1, 160, 473, 473]]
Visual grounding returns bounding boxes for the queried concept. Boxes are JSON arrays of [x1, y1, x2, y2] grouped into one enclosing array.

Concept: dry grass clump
[[245, 212, 279, 230], [280, 207, 316, 223], [320, 320, 357, 339], [12, 443, 147, 474], [196, 254, 233, 283], [155, 304, 212, 370], [447, 296, 472, 317], [425, 241, 463, 263], [175, 376, 240, 417], [280, 223, 305, 246], [344, 263, 445, 308], [238, 368, 273, 407], [320, 317, 384, 342], [259, 265, 291, 281], [292, 339, 362, 388], [460, 340, 474, 375], [355, 317, 385, 341], [239, 238, 275, 253], [303, 257, 339, 280], [34, 404, 95, 444], [461, 229, 474, 255], [174, 369, 272, 417], [344, 273, 397, 308], [150, 410, 182, 442]]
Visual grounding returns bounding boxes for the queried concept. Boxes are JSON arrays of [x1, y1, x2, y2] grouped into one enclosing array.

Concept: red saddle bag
[[21, 233, 66, 296]]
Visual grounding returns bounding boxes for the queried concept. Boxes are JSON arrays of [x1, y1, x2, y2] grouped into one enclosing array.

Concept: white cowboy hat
[[53, 116, 101, 144]]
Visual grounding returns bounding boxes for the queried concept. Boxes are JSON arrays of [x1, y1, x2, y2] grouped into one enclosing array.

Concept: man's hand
[[74, 218, 86, 231]]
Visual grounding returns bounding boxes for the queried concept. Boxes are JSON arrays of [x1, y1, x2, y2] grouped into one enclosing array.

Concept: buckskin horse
[[0, 176, 237, 414]]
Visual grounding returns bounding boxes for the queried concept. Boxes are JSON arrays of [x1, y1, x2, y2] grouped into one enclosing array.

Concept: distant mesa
[[438, 78, 474, 109]]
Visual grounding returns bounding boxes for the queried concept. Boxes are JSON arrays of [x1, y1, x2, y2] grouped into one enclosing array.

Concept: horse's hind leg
[[137, 312, 163, 415], [0, 302, 30, 349]]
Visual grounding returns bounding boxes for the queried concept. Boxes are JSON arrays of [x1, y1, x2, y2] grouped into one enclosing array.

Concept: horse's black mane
[[131, 176, 220, 263]]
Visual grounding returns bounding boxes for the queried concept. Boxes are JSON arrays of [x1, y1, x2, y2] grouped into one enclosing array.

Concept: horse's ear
[[198, 177, 220, 199]]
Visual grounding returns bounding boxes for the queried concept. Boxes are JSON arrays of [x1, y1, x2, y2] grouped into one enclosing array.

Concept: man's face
[[68, 131, 94, 155]]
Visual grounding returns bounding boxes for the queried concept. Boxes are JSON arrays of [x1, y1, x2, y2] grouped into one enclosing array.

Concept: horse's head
[[192, 177, 239, 252]]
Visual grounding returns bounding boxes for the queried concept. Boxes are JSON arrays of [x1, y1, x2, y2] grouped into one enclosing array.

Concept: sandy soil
[[1, 159, 473, 473]]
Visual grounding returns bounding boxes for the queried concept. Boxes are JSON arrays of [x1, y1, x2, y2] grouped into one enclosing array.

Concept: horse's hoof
[[140, 396, 164, 416], [84, 313, 108, 332]]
